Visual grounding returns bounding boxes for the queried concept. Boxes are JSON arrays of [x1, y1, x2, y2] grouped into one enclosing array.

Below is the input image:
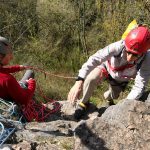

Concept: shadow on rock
[[62, 102, 100, 121], [30, 128, 73, 137], [139, 90, 150, 102], [62, 102, 109, 121], [74, 121, 109, 150], [98, 106, 108, 117]]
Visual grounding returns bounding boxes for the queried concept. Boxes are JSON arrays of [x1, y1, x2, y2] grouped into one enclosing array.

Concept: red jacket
[[0, 65, 36, 106]]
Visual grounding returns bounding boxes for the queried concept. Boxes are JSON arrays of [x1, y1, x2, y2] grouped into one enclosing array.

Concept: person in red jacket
[[0, 36, 36, 106]]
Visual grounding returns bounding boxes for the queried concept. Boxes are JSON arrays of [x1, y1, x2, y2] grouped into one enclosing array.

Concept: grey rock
[[74, 99, 150, 150], [0, 145, 12, 150], [2, 99, 150, 150]]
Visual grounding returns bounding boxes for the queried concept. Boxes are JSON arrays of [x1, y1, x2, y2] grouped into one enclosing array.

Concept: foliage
[[0, 0, 150, 102]]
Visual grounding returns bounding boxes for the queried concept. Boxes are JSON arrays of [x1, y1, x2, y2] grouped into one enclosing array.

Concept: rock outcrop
[[74, 99, 150, 150], [1, 99, 150, 150]]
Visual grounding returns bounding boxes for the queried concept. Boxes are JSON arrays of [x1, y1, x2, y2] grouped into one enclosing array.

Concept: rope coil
[[20, 66, 64, 122], [21, 100, 61, 122], [21, 82, 62, 122]]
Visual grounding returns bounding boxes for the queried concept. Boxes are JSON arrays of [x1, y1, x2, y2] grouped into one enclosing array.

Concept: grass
[[14, 67, 132, 106]]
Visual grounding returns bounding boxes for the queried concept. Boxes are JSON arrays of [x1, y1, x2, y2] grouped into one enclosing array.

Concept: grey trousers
[[81, 67, 128, 104], [19, 70, 34, 88]]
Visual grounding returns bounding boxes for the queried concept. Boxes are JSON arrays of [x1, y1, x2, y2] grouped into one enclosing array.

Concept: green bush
[[1, 0, 150, 103]]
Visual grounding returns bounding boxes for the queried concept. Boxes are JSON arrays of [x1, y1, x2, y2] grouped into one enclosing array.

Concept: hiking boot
[[74, 102, 87, 120]]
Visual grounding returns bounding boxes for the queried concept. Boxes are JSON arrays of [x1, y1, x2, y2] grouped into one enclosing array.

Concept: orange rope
[[22, 99, 61, 122], [21, 65, 68, 122], [25, 66, 76, 79]]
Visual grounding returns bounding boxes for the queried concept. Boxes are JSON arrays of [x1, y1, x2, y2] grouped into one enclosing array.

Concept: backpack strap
[[114, 42, 125, 58], [136, 54, 146, 71], [107, 60, 135, 71], [107, 45, 135, 71], [108, 43, 145, 72]]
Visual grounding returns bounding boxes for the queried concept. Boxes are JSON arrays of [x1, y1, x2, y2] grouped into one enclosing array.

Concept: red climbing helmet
[[125, 26, 150, 55]]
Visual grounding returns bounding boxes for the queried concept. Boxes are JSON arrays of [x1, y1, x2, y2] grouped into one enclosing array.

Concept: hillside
[[0, 0, 150, 100]]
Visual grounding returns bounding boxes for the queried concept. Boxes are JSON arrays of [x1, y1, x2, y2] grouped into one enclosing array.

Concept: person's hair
[[0, 36, 12, 55], [0, 53, 5, 66]]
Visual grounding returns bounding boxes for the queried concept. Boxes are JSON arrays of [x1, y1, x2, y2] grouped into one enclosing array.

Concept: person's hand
[[26, 78, 34, 83], [19, 65, 27, 70], [67, 80, 83, 105], [20, 65, 32, 70]]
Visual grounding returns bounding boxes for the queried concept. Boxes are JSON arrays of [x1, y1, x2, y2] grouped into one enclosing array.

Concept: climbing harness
[[107, 59, 135, 72]]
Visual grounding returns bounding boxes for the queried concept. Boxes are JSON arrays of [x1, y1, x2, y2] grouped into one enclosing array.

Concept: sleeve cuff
[[76, 76, 84, 81]]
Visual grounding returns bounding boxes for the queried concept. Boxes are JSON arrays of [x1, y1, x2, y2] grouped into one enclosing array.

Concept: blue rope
[[0, 122, 4, 136], [0, 126, 15, 146], [0, 99, 16, 117], [0, 98, 25, 146]]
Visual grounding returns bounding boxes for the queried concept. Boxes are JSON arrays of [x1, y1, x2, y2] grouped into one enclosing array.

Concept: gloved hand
[[67, 80, 83, 105]]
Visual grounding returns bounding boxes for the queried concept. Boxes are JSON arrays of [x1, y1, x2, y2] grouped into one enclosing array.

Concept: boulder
[[74, 99, 150, 150], [2, 99, 150, 150]]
